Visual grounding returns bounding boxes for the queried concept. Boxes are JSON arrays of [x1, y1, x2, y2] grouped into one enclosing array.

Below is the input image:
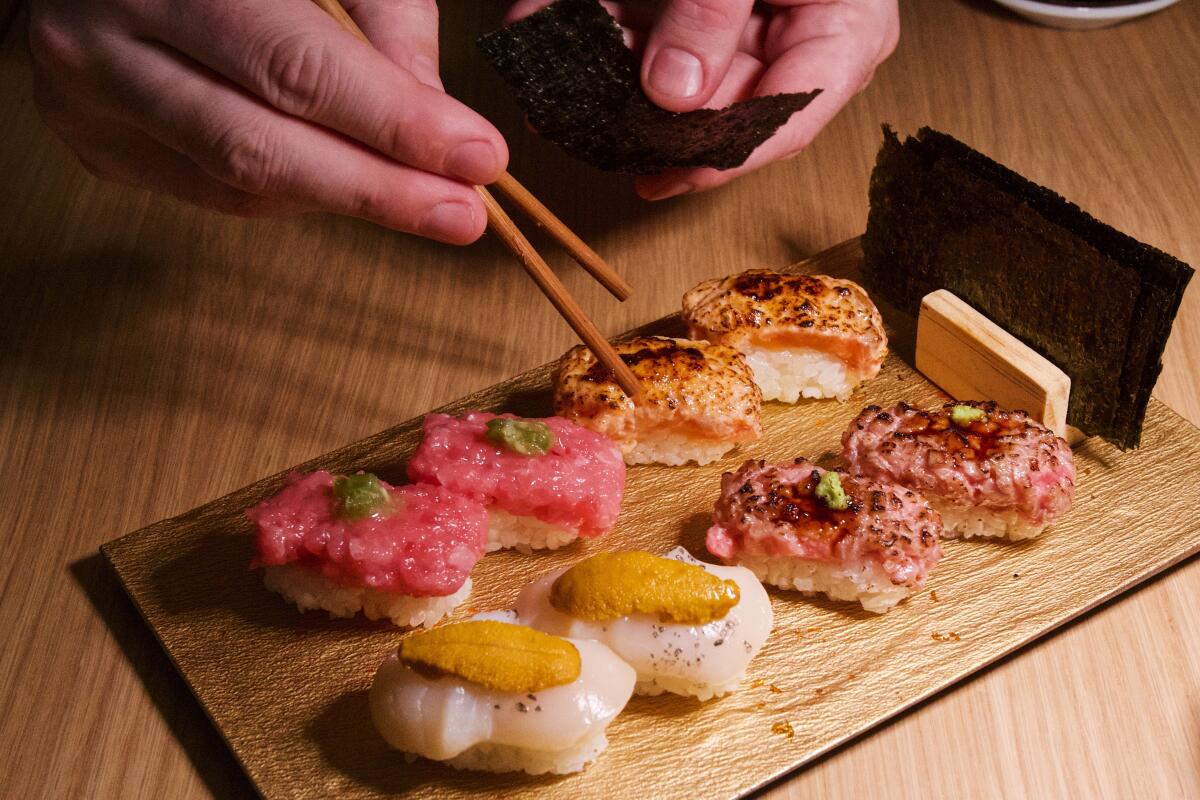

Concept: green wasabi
[[485, 418, 554, 456], [332, 473, 392, 520], [950, 404, 988, 426], [815, 471, 850, 511]]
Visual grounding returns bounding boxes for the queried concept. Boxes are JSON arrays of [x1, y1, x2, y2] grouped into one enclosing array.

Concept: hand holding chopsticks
[[307, 0, 640, 400]]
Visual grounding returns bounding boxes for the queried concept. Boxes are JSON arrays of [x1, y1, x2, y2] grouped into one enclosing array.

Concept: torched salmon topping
[[681, 270, 887, 377], [553, 336, 762, 451]]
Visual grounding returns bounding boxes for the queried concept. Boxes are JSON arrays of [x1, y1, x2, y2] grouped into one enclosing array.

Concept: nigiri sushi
[[682, 270, 887, 403], [247, 471, 487, 627], [842, 401, 1076, 540], [706, 458, 942, 613], [369, 619, 635, 775], [407, 412, 625, 553], [553, 336, 762, 466], [515, 548, 773, 700]]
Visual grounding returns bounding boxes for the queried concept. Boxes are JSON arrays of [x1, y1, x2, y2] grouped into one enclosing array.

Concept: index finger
[[143, 0, 508, 184]]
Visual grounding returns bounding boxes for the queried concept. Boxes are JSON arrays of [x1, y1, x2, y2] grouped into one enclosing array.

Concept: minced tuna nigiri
[[842, 401, 1076, 540], [682, 270, 887, 403], [553, 336, 762, 466], [706, 458, 942, 613], [247, 470, 487, 627], [407, 411, 626, 552]]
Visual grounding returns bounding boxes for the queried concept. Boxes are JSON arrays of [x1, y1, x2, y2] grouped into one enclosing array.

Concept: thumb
[[641, 0, 755, 111]]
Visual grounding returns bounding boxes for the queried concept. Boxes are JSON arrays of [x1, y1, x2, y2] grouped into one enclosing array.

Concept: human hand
[[507, 0, 898, 199], [29, 0, 508, 243]]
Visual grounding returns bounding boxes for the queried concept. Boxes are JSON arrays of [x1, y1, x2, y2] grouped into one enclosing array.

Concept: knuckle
[[257, 32, 338, 117], [209, 124, 283, 195], [346, 184, 396, 223], [28, 10, 86, 74], [670, 0, 741, 36]]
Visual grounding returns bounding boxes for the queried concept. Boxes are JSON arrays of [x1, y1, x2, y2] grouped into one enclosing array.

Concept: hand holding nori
[[477, 0, 820, 174]]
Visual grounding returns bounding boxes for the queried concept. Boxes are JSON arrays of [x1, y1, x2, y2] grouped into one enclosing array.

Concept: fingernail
[[419, 201, 477, 242], [446, 140, 499, 184], [648, 47, 703, 99], [642, 180, 693, 201]]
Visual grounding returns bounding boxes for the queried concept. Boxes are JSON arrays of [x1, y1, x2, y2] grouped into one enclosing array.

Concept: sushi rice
[[625, 435, 735, 467], [437, 729, 610, 776], [742, 348, 857, 403], [487, 509, 580, 553], [735, 554, 912, 615], [262, 563, 471, 628], [936, 503, 1044, 541]]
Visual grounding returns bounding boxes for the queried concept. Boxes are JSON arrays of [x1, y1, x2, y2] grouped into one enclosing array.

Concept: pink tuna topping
[[247, 471, 487, 596], [406, 412, 626, 537], [841, 401, 1076, 527], [707, 458, 942, 588]]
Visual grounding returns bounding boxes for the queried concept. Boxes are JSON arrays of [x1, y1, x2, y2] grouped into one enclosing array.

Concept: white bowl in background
[[991, 0, 1183, 29]]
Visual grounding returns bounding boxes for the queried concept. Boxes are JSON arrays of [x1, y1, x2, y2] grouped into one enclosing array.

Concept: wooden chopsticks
[[307, 0, 640, 399]]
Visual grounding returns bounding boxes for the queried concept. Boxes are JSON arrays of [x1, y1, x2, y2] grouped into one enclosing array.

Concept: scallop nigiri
[[842, 401, 1076, 540], [247, 470, 487, 627], [407, 411, 626, 552], [553, 335, 762, 466], [706, 458, 942, 613], [369, 619, 635, 775], [515, 548, 773, 700], [682, 270, 887, 402]]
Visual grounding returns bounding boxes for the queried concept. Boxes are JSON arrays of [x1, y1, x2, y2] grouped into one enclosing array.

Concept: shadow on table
[[70, 553, 258, 800]]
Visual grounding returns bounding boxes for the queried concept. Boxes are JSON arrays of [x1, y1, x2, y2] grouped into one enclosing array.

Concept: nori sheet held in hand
[[862, 126, 1193, 449], [476, 0, 820, 174]]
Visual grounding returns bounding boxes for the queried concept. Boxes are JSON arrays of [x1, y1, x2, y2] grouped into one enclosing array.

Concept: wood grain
[[1, 1, 1199, 798]]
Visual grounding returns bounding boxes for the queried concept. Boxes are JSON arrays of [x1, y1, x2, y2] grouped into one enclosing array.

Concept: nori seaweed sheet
[[476, 0, 820, 174], [862, 126, 1193, 449]]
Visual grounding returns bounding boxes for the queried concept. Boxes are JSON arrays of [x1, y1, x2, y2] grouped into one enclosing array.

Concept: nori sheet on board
[[476, 0, 820, 174], [862, 126, 1193, 449]]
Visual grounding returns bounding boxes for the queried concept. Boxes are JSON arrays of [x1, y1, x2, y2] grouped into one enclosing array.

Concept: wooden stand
[[916, 290, 1083, 443]]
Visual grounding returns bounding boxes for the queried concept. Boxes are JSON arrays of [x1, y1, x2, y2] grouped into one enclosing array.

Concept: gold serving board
[[103, 243, 1200, 800]]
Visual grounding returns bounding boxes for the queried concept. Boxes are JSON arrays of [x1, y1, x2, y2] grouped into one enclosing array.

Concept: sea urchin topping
[[950, 404, 988, 427], [550, 551, 740, 625], [399, 620, 580, 693], [331, 473, 393, 520], [485, 418, 554, 456], [815, 471, 849, 511]]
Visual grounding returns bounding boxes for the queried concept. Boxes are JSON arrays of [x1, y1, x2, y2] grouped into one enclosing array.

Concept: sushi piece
[[682, 270, 887, 403], [247, 470, 487, 627], [369, 619, 635, 775], [516, 548, 773, 700], [706, 458, 943, 613], [842, 401, 1076, 540], [554, 336, 762, 466], [407, 412, 625, 553]]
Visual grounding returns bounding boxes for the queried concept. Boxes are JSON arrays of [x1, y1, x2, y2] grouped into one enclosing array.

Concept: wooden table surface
[[2, 0, 1199, 797]]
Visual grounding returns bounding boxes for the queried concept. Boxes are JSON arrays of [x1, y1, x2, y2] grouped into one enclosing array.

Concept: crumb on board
[[929, 590, 939, 602], [847, 673, 857, 680], [750, 679, 765, 689], [771, 721, 795, 740], [1013, 573, 1020, 578], [769, 684, 783, 693], [931, 631, 961, 642]]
